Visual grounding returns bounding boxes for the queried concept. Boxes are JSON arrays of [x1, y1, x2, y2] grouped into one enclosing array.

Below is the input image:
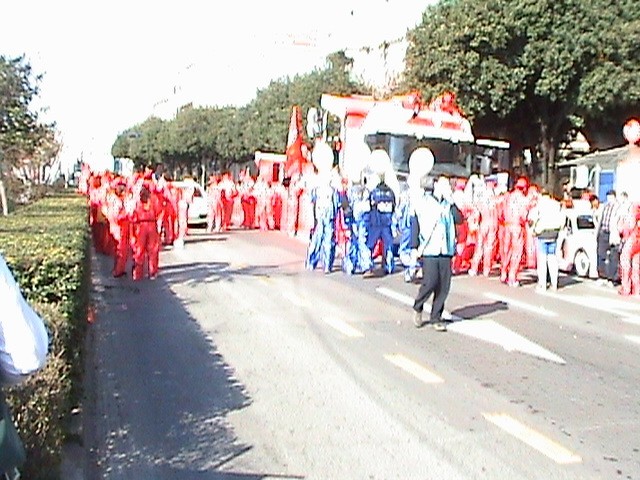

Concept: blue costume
[[367, 181, 396, 274], [343, 184, 373, 274], [395, 183, 420, 282], [306, 181, 338, 273]]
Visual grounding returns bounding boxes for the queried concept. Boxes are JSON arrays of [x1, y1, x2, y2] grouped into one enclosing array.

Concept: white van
[[173, 180, 208, 226]]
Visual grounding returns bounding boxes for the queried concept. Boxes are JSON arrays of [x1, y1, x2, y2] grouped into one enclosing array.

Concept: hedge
[[0, 193, 90, 479]]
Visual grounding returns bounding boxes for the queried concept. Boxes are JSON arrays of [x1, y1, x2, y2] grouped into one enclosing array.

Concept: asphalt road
[[79, 228, 640, 479]]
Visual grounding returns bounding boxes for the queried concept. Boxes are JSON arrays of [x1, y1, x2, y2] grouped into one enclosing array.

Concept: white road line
[[620, 317, 640, 326], [376, 287, 460, 321], [376, 287, 414, 307], [625, 335, 640, 345], [448, 320, 566, 364], [384, 354, 444, 384], [321, 317, 364, 338], [483, 413, 582, 465], [543, 291, 640, 323], [484, 292, 558, 318], [378, 288, 564, 363]]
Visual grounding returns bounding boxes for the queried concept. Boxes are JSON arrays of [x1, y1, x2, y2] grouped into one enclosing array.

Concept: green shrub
[[0, 192, 89, 479]]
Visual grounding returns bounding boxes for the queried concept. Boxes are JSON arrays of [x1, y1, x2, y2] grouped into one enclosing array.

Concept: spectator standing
[[411, 176, 463, 332], [530, 189, 564, 291], [596, 190, 618, 281]]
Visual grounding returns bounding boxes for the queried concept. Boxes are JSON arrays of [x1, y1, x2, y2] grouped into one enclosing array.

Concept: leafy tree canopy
[[404, 0, 640, 183], [112, 51, 366, 178], [0, 55, 54, 164]]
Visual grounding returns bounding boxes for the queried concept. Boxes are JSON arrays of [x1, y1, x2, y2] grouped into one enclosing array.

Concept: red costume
[[469, 185, 499, 277], [105, 183, 131, 277], [160, 183, 178, 246], [131, 186, 162, 280], [500, 178, 531, 286], [285, 174, 304, 236], [239, 174, 257, 229], [524, 186, 540, 269], [219, 174, 237, 231], [270, 183, 286, 230], [618, 203, 640, 296]]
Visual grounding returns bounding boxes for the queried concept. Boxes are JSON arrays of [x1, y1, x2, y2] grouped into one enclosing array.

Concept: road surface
[[77, 228, 640, 479]]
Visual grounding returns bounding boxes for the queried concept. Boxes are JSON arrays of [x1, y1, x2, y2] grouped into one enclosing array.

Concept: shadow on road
[[450, 301, 509, 320], [85, 252, 302, 479], [159, 261, 283, 287]]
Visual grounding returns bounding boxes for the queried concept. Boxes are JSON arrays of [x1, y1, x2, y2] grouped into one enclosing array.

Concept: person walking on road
[[411, 176, 463, 332], [131, 184, 162, 280]]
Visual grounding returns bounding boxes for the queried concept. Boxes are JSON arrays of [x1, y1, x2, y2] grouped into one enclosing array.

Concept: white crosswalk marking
[[544, 291, 640, 323], [625, 335, 640, 345], [378, 287, 565, 363], [447, 320, 566, 364], [483, 413, 582, 464]]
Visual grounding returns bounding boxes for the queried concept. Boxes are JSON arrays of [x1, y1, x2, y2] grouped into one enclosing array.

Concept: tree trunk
[[0, 179, 8, 216], [539, 122, 558, 190]]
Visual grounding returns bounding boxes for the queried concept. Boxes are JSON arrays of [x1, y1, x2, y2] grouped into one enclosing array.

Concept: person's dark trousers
[[597, 230, 610, 278], [607, 244, 621, 284], [413, 255, 452, 322]]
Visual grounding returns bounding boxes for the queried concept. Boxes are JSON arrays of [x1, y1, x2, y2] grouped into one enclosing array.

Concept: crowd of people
[[302, 142, 640, 302], [77, 143, 640, 301]]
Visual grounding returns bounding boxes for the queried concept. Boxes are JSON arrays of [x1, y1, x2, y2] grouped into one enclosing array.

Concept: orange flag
[[285, 106, 307, 178]]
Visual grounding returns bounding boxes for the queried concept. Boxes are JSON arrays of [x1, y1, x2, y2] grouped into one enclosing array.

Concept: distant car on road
[[173, 180, 208, 227], [557, 208, 598, 278]]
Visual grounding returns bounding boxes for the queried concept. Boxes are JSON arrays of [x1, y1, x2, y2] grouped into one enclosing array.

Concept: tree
[[576, 0, 640, 148], [110, 51, 367, 178], [404, 0, 640, 186], [0, 55, 57, 214]]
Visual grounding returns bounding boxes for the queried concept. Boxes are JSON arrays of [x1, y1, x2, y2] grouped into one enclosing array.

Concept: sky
[[0, 0, 431, 172]]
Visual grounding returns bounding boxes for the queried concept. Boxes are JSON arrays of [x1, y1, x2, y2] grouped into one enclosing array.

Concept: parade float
[[319, 90, 510, 184]]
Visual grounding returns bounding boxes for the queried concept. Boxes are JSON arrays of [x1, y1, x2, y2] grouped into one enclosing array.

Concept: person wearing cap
[[411, 176, 463, 331], [500, 176, 532, 287]]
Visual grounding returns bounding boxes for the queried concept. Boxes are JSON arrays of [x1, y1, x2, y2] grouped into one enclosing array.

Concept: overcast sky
[[1, 0, 430, 171]]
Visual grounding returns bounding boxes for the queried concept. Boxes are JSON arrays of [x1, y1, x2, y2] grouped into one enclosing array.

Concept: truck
[[319, 90, 510, 182]]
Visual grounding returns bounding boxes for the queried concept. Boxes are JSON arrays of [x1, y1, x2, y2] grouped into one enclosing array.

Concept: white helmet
[[368, 149, 392, 176], [312, 141, 334, 173], [408, 147, 435, 179], [363, 148, 401, 197]]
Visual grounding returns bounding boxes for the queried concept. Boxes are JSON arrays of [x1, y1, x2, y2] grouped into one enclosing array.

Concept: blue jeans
[[536, 238, 559, 289]]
